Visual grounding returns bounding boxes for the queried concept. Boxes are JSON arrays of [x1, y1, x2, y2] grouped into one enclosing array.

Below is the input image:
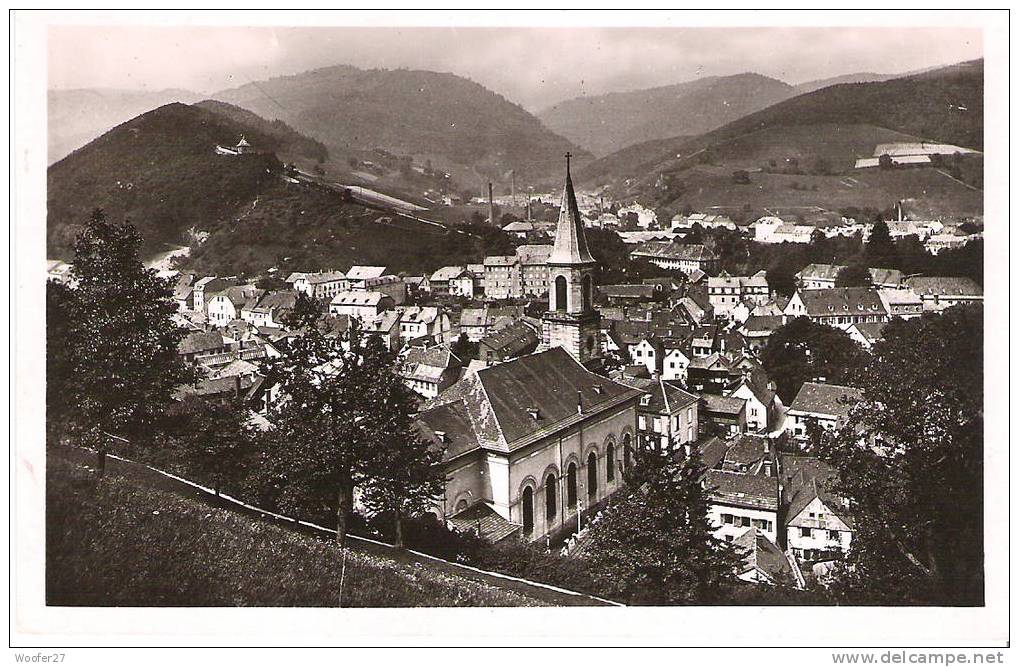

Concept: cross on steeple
[[565, 152, 572, 172]]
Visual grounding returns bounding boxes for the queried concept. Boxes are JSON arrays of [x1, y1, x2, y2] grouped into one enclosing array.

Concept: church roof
[[548, 157, 596, 265]]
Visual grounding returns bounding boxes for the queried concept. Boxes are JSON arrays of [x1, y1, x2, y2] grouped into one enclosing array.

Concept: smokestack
[[511, 172, 516, 207], [488, 182, 495, 225]]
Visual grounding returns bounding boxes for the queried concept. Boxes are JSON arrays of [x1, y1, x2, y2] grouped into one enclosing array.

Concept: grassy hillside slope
[[46, 454, 555, 607]]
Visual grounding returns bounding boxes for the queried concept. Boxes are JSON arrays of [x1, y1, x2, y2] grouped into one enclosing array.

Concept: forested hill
[[211, 65, 591, 186], [538, 73, 796, 157], [48, 103, 284, 259]]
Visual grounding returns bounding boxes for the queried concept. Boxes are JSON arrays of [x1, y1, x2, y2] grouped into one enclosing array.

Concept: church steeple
[[548, 152, 596, 266], [541, 153, 602, 365]]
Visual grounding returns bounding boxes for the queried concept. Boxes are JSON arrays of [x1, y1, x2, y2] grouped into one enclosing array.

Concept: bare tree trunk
[[394, 508, 404, 549], [96, 449, 107, 478], [336, 476, 353, 548]]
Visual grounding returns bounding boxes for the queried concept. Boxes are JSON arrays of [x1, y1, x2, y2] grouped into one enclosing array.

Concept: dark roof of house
[[850, 321, 888, 343], [794, 288, 886, 317], [699, 393, 746, 416], [704, 470, 778, 511], [735, 527, 796, 586], [478, 320, 539, 359], [598, 284, 658, 300], [628, 377, 698, 414], [631, 241, 718, 262], [416, 399, 482, 460], [698, 436, 729, 470], [779, 454, 854, 529], [904, 276, 983, 297], [178, 331, 226, 355], [741, 314, 784, 334], [447, 502, 520, 543], [421, 347, 641, 452], [788, 382, 862, 418]]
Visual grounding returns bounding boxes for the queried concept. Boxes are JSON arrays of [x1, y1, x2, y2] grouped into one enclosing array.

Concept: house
[[733, 527, 799, 587], [703, 469, 778, 544], [207, 286, 262, 327], [780, 455, 854, 562], [400, 346, 463, 399], [661, 344, 692, 384], [502, 220, 537, 239], [362, 310, 402, 351], [192, 276, 236, 313], [708, 270, 770, 317], [598, 284, 660, 305], [784, 382, 863, 439], [630, 336, 665, 376], [477, 319, 540, 364], [726, 367, 781, 433], [359, 275, 407, 305], [698, 393, 747, 437], [46, 259, 75, 285], [178, 331, 230, 363], [752, 216, 785, 242], [878, 288, 924, 319], [846, 321, 888, 350], [345, 265, 388, 290], [416, 347, 642, 541], [796, 263, 902, 290], [925, 232, 972, 255], [403, 275, 429, 297], [429, 266, 467, 297], [903, 276, 983, 312], [287, 270, 347, 300], [687, 353, 735, 394], [451, 271, 479, 299], [398, 306, 452, 344], [328, 291, 395, 320], [681, 212, 736, 231], [630, 242, 720, 275], [458, 305, 520, 341], [483, 255, 520, 300], [629, 377, 699, 453], [783, 287, 888, 330], [171, 273, 196, 311], [740, 314, 784, 352], [617, 203, 658, 229], [515, 244, 553, 297], [240, 290, 297, 329]]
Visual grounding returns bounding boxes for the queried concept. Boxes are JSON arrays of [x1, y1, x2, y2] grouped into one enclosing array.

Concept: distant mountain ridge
[[210, 65, 590, 187], [538, 73, 797, 157]]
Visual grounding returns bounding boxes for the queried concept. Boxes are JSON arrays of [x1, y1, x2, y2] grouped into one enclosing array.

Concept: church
[[416, 156, 642, 542]]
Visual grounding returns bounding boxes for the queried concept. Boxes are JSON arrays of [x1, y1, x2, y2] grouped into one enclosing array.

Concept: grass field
[[45, 452, 582, 607], [649, 161, 982, 220]]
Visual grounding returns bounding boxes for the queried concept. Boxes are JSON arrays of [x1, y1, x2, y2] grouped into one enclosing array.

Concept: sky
[[48, 25, 983, 112]]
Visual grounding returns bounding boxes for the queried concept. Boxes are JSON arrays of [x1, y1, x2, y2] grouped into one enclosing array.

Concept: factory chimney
[[488, 182, 495, 225]]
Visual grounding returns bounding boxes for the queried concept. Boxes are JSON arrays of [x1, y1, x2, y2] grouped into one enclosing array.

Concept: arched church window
[[582, 274, 592, 311], [606, 444, 616, 482], [545, 473, 557, 521], [587, 451, 598, 501], [566, 462, 578, 508], [555, 275, 567, 311], [522, 486, 534, 535]]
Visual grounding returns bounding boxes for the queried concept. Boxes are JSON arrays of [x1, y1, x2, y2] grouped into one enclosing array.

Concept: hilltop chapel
[[417, 156, 641, 543]]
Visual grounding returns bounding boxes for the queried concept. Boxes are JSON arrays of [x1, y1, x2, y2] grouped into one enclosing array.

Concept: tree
[[46, 280, 77, 436], [172, 395, 253, 498], [357, 371, 444, 547], [583, 447, 743, 604], [835, 264, 873, 288], [281, 291, 324, 331], [878, 154, 893, 169], [817, 305, 983, 605], [450, 332, 478, 362], [261, 322, 386, 546], [760, 317, 866, 403], [867, 220, 896, 268], [58, 210, 196, 473], [765, 265, 797, 298]]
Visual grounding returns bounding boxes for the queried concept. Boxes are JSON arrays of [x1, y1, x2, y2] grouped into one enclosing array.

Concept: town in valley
[[42, 25, 985, 609]]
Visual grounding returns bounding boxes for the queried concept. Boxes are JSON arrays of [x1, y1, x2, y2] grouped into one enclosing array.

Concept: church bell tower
[[541, 153, 602, 365]]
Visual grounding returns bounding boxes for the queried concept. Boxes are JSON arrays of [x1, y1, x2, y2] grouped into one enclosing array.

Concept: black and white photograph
[[10, 8, 1010, 654]]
